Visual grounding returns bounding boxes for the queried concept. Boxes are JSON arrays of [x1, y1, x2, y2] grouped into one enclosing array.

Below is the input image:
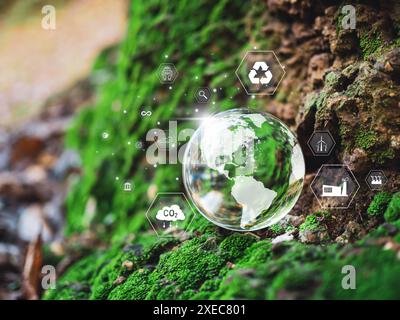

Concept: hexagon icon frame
[[235, 50, 286, 96], [365, 170, 388, 190], [307, 130, 336, 156], [157, 63, 178, 84], [194, 87, 212, 104], [145, 192, 196, 238], [310, 164, 360, 209]]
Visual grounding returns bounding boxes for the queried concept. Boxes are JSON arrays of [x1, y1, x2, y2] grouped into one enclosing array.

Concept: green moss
[[144, 236, 228, 299], [267, 263, 321, 299], [108, 269, 151, 300], [355, 129, 377, 150], [359, 30, 384, 59], [371, 148, 396, 164], [325, 71, 341, 89], [384, 192, 400, 222], [285, 225, 296, 233], [316, 247, 400, 299], [367, 192, 392, 217], [315, 92, 328, 109], [49, 232, 400, 299], [269, 223, 285, 234], [303, 91, 328, 115], [43, 249, 107, 300], [335, 6, 345, 35], [219, 233, 257, 260], [299, 212, 328, 232]]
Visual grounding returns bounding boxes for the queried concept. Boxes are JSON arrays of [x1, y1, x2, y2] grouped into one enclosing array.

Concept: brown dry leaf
[[11, 136, 44, 164], [22, 234, 43, 300]]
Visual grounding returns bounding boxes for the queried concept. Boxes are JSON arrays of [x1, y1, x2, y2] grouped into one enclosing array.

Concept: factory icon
[[310, 164, 359, 209], [322, 178, 348, 197], [365, 170, 387, 190], [370, 176, 382, 185]]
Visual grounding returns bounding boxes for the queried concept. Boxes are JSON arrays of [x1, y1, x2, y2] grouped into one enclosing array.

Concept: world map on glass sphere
[[183, 108, 305, 231]]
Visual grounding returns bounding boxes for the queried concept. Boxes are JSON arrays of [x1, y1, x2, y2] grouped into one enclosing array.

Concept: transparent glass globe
[[183, 108, 305, 231]]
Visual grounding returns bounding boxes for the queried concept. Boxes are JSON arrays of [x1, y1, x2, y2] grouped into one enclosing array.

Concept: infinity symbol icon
[[141, 111, 152, 117]]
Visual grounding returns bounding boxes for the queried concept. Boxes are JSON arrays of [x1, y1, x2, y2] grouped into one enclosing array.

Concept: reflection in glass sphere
[[183, 108, 305, 231]]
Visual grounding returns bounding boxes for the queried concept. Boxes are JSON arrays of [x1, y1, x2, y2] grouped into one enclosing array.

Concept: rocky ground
[[0, 80, 93, 299], [2, 0, 400, 300]]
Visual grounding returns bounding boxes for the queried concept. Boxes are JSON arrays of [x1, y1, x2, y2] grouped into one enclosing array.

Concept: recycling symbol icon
[[236, 51, 285, 95], [248, 61, 273, 85]]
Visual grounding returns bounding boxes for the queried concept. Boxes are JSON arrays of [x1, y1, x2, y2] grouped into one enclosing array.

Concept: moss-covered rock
[[47, 0, 400, 300], [298, 212, 330, 244]]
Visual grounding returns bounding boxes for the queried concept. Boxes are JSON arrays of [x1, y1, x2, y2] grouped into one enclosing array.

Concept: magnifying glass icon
[[198, 90, 208, 100]]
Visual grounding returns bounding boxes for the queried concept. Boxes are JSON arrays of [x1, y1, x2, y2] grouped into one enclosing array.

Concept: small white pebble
[[272, 233, 294, 244]]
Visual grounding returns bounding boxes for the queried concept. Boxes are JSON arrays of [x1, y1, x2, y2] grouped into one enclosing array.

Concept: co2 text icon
[[145, 192, 196, 238]]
